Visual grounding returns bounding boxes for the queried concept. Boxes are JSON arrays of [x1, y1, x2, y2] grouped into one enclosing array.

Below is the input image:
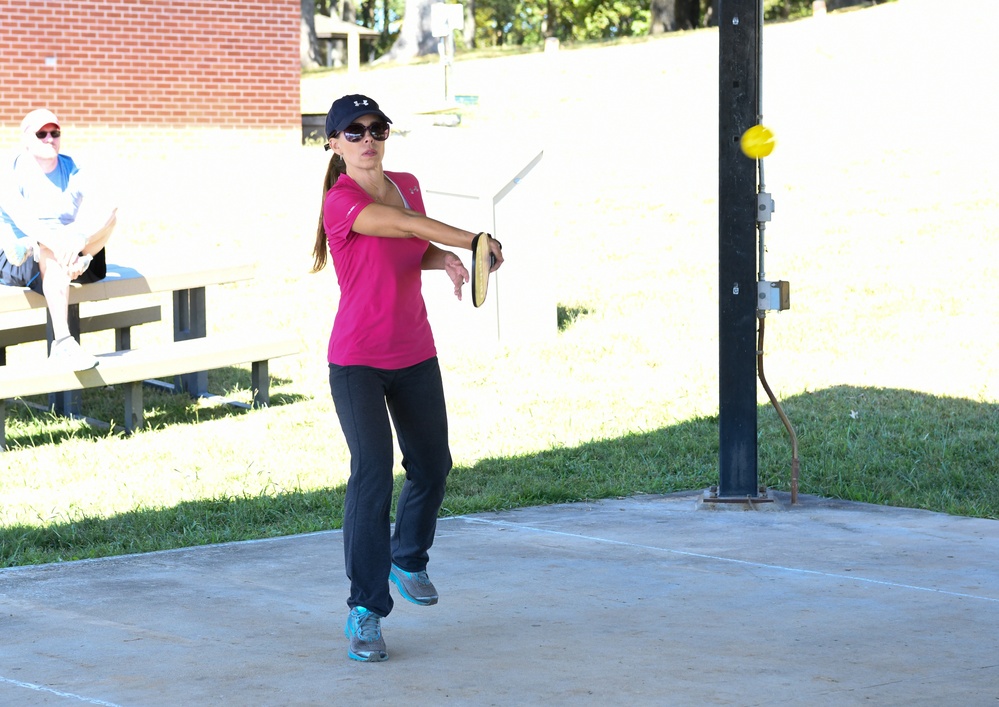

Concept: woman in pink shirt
[[311, 94, 503, 663]]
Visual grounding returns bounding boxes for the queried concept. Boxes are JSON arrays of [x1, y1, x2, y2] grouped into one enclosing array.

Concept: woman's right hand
[[443, 251, 470, 300]]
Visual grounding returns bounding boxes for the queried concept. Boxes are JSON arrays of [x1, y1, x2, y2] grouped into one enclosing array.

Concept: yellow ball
[[740, 124, 776, 159]]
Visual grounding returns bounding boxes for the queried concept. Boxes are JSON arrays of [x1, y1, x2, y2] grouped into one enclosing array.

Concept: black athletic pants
[[329, 356, 452, 618]]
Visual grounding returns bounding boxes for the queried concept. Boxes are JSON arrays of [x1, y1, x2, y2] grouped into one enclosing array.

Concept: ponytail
[[311, 151, 347, 273]]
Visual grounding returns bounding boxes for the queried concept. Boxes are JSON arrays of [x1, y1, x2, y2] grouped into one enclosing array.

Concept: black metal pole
[[717, 0, 760, 497]]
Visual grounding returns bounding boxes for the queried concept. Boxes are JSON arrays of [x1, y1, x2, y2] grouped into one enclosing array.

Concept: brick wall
[[0, 0, 300, 149]]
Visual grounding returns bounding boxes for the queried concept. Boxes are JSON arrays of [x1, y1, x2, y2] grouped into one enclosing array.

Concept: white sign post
[[431, 3, 464, 101]]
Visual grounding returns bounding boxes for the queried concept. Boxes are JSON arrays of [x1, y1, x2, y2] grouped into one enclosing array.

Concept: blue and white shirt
[[0, 153, 87, 243]]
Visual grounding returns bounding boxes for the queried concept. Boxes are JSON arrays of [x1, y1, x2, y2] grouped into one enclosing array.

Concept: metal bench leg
[[115, 325, 132, 351], [173, 287, 208, 397], [1, 399, 6, 451], [123, 381, 144, 434], [251, 360, 270, 408]]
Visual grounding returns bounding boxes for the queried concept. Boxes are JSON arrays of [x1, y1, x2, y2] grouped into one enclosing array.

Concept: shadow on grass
[[557, 304, 592, 332], [0, 487, 349, 567], [3, 367, 307, 450], [2, 385, 997, 566]]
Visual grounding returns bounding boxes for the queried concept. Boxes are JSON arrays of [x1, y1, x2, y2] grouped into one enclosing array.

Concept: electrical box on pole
[[716, 0, 763, 499]]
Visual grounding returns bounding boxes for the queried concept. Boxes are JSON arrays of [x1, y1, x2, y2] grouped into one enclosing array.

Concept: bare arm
[[352, 203, 505, 270], [353, 203, 475, 249]]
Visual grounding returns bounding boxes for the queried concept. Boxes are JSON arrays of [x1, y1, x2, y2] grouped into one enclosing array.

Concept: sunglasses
[[35, 129, 61, 139], [339, 121, 390, 142]]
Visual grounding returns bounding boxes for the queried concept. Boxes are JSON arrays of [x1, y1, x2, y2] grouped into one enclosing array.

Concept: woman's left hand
[[488, 237, 504, 272], [443, 251, 470, 300]]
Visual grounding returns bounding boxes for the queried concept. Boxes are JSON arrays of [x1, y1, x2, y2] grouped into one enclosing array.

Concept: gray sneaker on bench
[[49, 336, 99, 371], [345, 607, 388, 662]]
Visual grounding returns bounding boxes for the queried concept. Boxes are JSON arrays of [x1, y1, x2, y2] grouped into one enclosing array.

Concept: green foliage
[[763, 0, 814, 21], [311, 0, 404, 59], [473, 0, 653, 46], [569, 0, 651, 40], [323, 0, 829, 60], [557, 304, 592, 332]]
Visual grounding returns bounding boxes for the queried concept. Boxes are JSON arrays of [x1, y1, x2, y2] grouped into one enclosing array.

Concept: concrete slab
[[1, 493, 998, 706]]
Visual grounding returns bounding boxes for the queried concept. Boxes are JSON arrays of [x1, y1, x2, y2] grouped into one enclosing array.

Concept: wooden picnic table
[[0, 260, 257, 407], [0, 259, 299, 450]]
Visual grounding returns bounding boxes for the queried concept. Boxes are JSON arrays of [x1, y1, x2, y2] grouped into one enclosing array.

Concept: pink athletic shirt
[[323, 171, 437, 368]]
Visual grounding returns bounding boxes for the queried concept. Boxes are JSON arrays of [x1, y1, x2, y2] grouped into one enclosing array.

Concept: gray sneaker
[[48, 336, 99, 371], [390, 563, 439, 606], [344, 607, 387, 662]]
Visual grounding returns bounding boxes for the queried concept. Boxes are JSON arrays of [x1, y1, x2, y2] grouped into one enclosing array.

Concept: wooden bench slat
[[0, 261, 257, 314], [0, 332, 299, 400], [0, 305, 162, 348], [1, 331, 299, 450]]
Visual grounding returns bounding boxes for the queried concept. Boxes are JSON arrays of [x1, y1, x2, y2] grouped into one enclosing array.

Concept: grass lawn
[[2, 1, 998, 565]]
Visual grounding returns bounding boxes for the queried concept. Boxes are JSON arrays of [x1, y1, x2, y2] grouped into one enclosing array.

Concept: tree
[[677, 0, 702, 29], [650, 0, 702, 34], [302, 0, 321, 68], [381, 0, 438, 62], [542, 0, 555, 37], [650, 0, 677, 33], [463, 0, 476, 48]]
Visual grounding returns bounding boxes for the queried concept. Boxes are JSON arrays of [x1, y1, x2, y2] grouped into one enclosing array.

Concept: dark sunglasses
[[340, 121, 390, 142], [35, 129, 61, 139]]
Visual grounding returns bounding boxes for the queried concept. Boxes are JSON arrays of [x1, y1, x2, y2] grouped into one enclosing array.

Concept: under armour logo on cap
[[354, 100, 370, 107]]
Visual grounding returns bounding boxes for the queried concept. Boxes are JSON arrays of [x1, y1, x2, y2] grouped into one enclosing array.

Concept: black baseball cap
[[325, 94, 392, 138]]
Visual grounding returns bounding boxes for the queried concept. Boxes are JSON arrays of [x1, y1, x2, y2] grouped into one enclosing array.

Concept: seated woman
[[0, 108, 117, 370]]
